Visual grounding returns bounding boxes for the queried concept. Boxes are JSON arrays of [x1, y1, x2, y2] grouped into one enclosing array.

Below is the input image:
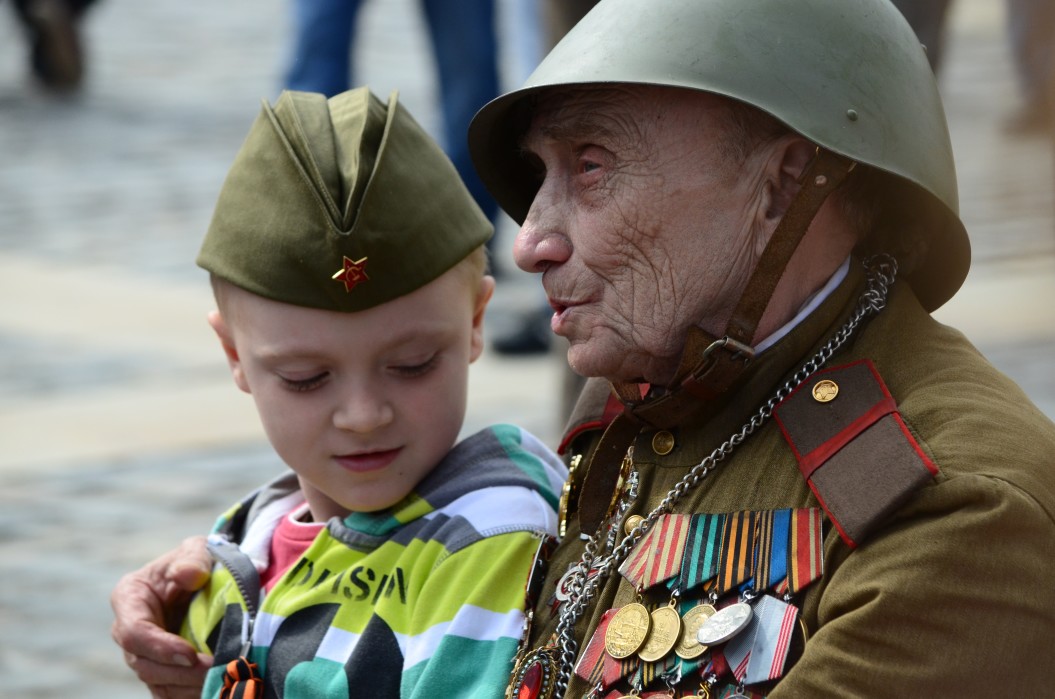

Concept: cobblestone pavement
[[1, 0, 1052, 696]]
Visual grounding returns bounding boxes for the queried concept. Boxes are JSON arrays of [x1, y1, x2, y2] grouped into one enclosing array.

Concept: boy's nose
[[333, 391, 394, 433]]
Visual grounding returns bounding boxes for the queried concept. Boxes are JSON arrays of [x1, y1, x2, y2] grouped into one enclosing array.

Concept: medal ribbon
[[751, 509, 792, 593], [576, 608, 638, 689], [716, 511, 757, 595], [219, 657, 263, 699], [723, 594, 800, 685], [675, 512, 726, 594], [744, 595, 799, 685], [618, 514, 691, 589], [785, 508, 824, 594]]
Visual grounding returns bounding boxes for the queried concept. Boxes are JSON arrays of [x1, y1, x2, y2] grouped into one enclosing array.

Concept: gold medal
[[674, 603, 716, 659], [604, 602, 651, 659], [637, 604, 682, 662]]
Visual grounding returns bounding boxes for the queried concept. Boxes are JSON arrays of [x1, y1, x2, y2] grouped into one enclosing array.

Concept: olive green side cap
[[468, 0, 970, 311], [198, 87, 493, 312]]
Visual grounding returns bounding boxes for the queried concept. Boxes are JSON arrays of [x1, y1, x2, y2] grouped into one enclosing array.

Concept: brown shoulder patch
[[774, 359, 937, 547]]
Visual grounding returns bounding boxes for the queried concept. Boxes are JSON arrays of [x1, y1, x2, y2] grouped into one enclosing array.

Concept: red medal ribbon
[[619, 514, 691, 589], [786, 508, 824, 594], [576, 608, 638, 689]]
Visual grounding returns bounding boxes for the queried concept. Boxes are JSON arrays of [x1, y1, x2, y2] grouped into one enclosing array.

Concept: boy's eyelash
[[395, 355, 438, 377], [280, 373, 328, 392]]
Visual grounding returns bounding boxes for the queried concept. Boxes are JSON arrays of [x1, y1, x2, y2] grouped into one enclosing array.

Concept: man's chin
[[566, 342, 630, 384]]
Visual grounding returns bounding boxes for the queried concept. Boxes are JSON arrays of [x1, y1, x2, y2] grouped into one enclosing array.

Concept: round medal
[[674, 603, 716, 659], [637, 605, 682, 662], [554, 565, 577, 602], [604, 602, 652, 659], [695, 602, 753, 646]]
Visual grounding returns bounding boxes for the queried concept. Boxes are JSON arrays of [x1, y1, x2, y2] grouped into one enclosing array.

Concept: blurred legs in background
[[9, 0, 98, 91], [284, 0, 500, 250], [1004, 0, 1055, 134]]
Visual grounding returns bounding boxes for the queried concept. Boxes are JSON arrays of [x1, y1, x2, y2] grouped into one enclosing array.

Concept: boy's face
[[210, 266, 494, 520]]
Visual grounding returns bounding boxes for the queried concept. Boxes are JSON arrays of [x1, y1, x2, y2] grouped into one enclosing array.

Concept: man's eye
[[393, 355, 438, 378], [579, 160, 601, 174], [280, 372, 328, 392], [522, 153, 546, 183]]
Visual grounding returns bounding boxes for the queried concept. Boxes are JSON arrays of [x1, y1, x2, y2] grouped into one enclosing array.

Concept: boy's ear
[[207, 310, 251, 394], [469, 275, 496, 363]]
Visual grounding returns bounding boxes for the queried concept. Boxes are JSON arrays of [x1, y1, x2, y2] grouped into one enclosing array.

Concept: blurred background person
[[889, 0, 955, 73], [5, 0, 98, 91], [1003, 0, 1054, 134], [283, 0, 503, 269]]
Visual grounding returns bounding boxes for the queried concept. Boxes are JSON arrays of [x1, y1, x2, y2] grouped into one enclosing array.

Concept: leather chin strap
[[577, 148, 857, 535]]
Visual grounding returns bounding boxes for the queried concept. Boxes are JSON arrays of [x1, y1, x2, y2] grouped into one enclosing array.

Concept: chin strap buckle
[[701, 336, 756, 366]]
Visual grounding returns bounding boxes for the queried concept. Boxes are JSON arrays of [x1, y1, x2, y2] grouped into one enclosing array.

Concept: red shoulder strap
[[774, 359, 938, 548]]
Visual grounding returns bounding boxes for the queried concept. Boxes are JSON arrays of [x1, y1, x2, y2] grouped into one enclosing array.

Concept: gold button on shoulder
[[652, 430, 676, 455], [812, 379, 839, 403]]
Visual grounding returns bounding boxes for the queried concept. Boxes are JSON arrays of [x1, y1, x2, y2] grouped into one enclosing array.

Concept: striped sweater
[[181, 424, 567, 699]]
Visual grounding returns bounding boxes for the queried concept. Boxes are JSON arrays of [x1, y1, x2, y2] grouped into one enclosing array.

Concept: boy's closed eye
[[390, 353, 439, 378], [278, 372, 330, 392]]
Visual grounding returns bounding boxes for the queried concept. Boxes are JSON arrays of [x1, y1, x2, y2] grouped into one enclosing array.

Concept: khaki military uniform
[[532, 263, 1055, 697]]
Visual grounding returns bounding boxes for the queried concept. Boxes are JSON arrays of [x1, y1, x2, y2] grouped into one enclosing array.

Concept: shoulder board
[[558, 377, 625, 455], [773, 359, 938, 548]]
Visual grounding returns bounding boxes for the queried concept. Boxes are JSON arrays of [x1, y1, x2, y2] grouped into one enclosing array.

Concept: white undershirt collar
[[752, 257, 851, 354]]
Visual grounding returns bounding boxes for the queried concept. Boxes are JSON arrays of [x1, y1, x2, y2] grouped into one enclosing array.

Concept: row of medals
[[604, 596, 753, 664]]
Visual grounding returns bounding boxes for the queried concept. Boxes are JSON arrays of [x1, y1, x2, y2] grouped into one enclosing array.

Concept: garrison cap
[[198, 87, 492, 311]]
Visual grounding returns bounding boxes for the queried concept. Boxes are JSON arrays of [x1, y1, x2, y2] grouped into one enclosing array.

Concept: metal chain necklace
[[549, 255, 898, 695]]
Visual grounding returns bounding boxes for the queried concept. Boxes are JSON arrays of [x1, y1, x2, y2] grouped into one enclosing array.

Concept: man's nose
[[514, 191, 573, 273], [333, 389, 394, 433]]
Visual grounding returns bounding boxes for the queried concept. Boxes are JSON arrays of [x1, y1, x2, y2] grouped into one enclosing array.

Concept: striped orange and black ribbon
[[716, 510, 758, 595], [219, 656, 263, 699], [752, 509, 777, 594]]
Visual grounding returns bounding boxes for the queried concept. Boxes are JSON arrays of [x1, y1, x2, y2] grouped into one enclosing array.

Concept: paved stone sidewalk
[[0, 0, 1052, 697]]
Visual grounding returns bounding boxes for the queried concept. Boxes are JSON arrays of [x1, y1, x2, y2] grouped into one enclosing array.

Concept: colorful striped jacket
[[181, 425, 567, 699]]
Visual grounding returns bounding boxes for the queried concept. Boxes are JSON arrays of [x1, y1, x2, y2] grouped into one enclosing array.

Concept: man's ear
[[469, 275, 497, 363], [765, 137, 816, 221], [207, 310, 250, 394]]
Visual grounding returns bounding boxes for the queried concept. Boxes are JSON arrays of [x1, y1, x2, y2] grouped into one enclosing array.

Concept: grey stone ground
[[0, 0, 1052, 696]]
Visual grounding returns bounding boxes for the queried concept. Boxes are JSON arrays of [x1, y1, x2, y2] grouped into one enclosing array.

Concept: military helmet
[[468, 0, 969, 311]]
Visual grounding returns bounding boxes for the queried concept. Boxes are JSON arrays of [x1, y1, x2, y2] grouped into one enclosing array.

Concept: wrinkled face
[[212, 267, 492, 521], [514, 86, 770, 385]]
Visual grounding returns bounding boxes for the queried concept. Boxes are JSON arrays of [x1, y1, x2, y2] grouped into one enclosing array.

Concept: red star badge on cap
[[332, 256, 369, 292]]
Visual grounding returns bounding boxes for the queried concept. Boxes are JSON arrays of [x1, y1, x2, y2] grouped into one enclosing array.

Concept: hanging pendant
[[509, 646, 560, 699]]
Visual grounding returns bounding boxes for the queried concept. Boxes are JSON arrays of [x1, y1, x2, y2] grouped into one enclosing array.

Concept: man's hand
[[110, 536, 214, 698]]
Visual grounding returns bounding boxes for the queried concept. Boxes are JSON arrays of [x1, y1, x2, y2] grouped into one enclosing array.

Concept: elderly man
[[112, 0, 1055, 696]]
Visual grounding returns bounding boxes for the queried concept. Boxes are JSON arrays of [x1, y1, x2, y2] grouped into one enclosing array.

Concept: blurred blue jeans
[[1006, 0, 1055, 111], [284, 0, 500, 224]]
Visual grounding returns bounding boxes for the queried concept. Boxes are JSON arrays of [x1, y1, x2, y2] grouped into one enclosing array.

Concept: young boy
[[179, 87, 567, 699]]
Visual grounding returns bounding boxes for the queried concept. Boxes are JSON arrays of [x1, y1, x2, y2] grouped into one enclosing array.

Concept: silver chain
[[549, 255, 898, 694]]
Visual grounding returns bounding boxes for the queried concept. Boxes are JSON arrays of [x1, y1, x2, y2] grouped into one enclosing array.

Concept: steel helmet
[[468, 0, 969, 310]]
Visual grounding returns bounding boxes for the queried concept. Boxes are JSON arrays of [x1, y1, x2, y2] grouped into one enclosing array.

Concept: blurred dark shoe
[[492, 313, 552, 356], [1003, 102, 1053, 136], [26, 0, 83, 91]]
